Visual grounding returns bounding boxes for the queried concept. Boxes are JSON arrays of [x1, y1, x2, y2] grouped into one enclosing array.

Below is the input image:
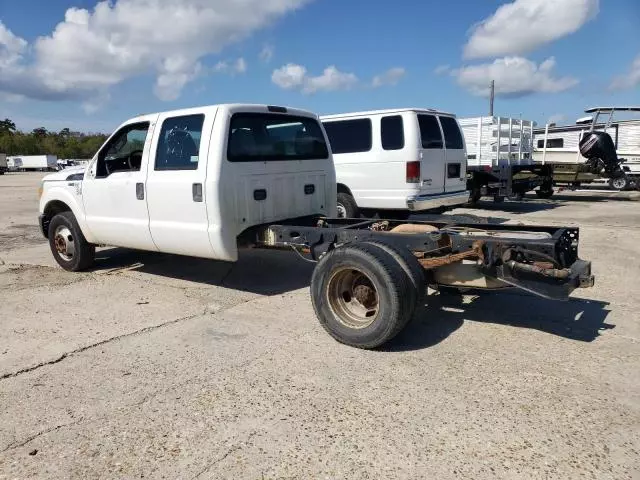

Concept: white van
[[320, 108, 470, 217]]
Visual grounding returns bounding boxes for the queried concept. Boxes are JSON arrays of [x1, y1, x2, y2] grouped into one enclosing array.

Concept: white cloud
[[212, 57, 247, 75], [434, 64, 450, 75], [610, 54, 640, 91], [0, 0, 309, 106], [259, 44, 274, 63], [464, 0, 599, 59], [453, 56, 578, 98], [271, 64, 358, 94], [371, 67, 406, 87]]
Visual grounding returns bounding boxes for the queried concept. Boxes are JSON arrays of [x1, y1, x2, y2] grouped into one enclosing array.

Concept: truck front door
[[82, 116, 159, 250], [145, 110, 215, 258]]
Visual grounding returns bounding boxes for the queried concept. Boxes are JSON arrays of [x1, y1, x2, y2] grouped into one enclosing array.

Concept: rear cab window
[[417, 114, 443, 149], [322, 118, 372, 154], [227, 113, 329, 162]]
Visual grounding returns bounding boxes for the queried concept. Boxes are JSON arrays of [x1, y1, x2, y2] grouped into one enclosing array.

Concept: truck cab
[[320, 108, 470, 218], [38, 104, 336, 270]]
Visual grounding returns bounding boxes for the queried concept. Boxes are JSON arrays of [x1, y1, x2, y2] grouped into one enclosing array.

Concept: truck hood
[[42, 165, 87, 182]]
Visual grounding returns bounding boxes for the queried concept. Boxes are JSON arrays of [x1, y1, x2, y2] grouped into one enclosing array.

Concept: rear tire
[[337, 192, 359, 218], [310, 242, 415, 349], [48, 211, 95, 271]]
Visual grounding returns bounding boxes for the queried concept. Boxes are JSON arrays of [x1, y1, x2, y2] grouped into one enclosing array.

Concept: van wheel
[[337, 192, 358, 218], [311, 242, 414, 349], [48, 211, 95, 271]]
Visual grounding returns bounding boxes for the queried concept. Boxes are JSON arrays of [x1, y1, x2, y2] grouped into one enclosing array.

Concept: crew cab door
[[82, 115, 159, 250], [416, 114, 446, 195], [439, 116, 467, 193], [145, 109, 216, 258]]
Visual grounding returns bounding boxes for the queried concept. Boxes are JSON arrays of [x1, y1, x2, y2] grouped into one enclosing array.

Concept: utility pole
[[489, 80, 495, 116]]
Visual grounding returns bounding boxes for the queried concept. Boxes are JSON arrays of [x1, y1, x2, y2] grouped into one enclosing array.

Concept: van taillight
[[406, 161, 420, 183]]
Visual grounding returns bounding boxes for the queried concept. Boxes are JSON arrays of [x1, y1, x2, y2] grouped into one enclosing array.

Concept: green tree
[[0, 118, 17, 135]]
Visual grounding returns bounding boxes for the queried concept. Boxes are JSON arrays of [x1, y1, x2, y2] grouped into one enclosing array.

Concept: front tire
[[48, 211, 95, 271], [310, 242, 415, 349]]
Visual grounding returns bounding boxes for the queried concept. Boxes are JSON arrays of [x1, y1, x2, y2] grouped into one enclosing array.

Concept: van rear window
[[439, 116, 464, 150], [417, 115, 443, 149], [227, 113, 329, 162]]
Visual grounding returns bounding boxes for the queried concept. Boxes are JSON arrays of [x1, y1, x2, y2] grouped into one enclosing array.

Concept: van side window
[[96, 122, 150, 177], [381, 115, 404, 150], [439, 117, 464, 150], [417, 115, 443, 149], [537, 138, 564, 148], [155, 114, 205, 171], [322, 119, 372, 154]]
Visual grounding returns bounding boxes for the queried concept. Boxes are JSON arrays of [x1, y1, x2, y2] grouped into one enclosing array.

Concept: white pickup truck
[[38, 103, 595, 349]]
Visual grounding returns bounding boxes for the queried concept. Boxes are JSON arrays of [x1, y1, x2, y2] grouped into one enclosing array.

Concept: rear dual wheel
[[310, 241, 424, 349]]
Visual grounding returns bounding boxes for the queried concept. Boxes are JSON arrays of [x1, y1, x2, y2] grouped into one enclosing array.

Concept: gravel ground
[[0, 172, 639, 479]]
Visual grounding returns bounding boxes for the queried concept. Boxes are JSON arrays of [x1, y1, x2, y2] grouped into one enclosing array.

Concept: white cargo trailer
[[459, 116, 554, 202], [7, 155, 58, 171], [0, 153, 7, 174]]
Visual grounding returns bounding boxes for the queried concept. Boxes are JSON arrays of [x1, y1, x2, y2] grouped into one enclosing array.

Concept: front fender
[[40, 184, 97, 244]]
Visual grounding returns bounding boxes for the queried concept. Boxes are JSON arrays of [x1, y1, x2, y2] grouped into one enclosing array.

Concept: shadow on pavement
[[93, 247, 314, 295], [387, 289, 613, 352]]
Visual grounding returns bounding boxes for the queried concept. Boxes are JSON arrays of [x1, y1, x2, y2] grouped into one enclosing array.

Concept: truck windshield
[[227, 113, 329, 162]]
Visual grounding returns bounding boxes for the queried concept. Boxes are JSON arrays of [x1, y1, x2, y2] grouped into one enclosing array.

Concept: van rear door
[[438, 115, 467, 193], [416, 114, 446, 195], [221, 108, 334, 229]]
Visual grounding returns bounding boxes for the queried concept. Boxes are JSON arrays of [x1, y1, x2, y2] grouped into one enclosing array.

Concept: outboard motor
[[579, 131, 623, 176]]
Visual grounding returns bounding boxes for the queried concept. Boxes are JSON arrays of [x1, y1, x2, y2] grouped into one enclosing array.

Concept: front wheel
[[48, 211, 95, 271]]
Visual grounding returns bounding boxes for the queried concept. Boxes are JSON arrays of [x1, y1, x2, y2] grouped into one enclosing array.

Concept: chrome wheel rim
[[53, 225, 75, 261], [327, 267, 379, 329]]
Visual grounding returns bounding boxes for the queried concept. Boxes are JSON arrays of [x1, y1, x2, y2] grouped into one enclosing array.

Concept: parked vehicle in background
[[459, 116, 554, 202], [7, 155, 58, 172], [533, 107, 640, 191], [0, 153, 7, 174], [319, 108, 470, 219], [37, 103, 595, 349]]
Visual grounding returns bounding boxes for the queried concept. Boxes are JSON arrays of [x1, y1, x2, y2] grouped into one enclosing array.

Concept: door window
[[96, 122, 150, 177], [155, 114, 205, 170], [417, 115, 443, 149], [439, 116, 464, 150]]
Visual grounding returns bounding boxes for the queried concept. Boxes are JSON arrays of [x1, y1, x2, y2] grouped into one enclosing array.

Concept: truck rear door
[[145, 109, 216, 258], [438, 116, 467, 193], [416, 114, 446, 195]]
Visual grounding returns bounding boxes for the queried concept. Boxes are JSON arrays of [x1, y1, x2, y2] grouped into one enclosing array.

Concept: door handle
[[135, 183, 144, 200], [253, 189, 267, 201], [192, 183, 203, 202]]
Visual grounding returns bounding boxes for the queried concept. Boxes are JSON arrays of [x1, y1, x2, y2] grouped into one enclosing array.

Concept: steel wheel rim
[[336, 203, 347, 218], [327, 267, 379, 329], [53, 225, 75, 261]]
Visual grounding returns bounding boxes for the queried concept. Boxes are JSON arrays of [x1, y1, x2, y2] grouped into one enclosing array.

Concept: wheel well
[[337, 183, 353, 196], [42, 200, 72, 238]]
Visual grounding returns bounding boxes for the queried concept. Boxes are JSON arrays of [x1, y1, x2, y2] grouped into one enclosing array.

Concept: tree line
[[0, 118, 108, 159]]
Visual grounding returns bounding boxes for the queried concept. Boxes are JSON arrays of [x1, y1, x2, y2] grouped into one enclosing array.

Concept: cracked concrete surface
[[0, 173, 639, 479]]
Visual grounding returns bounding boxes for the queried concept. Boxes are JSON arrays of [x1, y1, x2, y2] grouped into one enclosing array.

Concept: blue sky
[[0, 0, 638, 133]]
